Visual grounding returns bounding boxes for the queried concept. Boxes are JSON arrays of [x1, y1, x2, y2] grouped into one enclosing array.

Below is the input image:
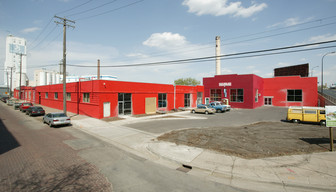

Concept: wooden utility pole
[[54, 15, 75, 115], [15, 53, 25, 100]]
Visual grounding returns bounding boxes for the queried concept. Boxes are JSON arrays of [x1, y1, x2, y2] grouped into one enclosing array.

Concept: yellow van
[[287, 106, 326, 125]]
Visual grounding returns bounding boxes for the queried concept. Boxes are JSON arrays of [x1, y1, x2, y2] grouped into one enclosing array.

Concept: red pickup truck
[[19, 102, 33, 112]]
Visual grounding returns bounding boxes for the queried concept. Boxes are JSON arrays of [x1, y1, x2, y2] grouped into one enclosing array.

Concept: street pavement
[[21, 105, 336, 192]]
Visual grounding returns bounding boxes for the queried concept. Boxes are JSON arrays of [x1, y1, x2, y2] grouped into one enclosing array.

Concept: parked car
[[287, 106, 326, 125], [208, 102, 228, 113], [0, 96, 9, 103], [43, 112, 71, 127], [25, 106, 45, 116], [19, 102, 33, 112], [191, 105, 216, 115], [7, 99, 14, 106], [13, 102, 22, 110], [209, 101, 231, 112]]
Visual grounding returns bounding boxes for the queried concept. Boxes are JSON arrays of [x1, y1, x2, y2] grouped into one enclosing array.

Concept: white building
[[63, 75, 117, 83], [33, 69, 60, 86], [3, 35, 27, 91], [33, 69, 117, 86]]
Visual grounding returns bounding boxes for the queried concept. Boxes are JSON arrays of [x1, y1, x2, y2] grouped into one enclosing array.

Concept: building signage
[[219, 82, 232, 87], [9, 44, 25, 54], [326, 106, 336, 127]]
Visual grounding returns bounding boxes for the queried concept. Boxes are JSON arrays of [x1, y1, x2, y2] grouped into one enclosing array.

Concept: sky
[[0, 0, 336, 86]]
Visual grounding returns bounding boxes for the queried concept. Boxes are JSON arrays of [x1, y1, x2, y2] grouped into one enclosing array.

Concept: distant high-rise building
[[4, 35, 28, 91]]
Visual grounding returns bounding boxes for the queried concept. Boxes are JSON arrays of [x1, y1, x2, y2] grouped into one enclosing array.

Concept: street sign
[[326, 106, 336, 127]]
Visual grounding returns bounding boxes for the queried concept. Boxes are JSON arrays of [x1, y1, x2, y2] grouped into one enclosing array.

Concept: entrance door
[[103, 102, 111, 117], [197, 92, 203, 105], [118, 93, 132, 115], [264, 97, 273, 106]]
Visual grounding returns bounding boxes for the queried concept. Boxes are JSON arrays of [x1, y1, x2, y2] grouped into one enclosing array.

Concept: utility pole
[[15, 53, 25, 100], [97, 59, 100, 80], [7, 67, 14, 97], [54, 15, 75, 115]]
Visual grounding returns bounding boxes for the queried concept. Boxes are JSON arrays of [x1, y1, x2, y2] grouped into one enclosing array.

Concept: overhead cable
[[75, 0, 145, 21], [65, 39, 336, 68]]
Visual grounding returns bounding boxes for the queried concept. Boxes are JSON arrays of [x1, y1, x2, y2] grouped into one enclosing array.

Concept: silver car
[[43, 112, 71, 127], [191, 105, 216, 115]]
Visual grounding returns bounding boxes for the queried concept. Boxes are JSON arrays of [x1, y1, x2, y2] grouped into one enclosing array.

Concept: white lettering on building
[[219, 82, 232, 87]]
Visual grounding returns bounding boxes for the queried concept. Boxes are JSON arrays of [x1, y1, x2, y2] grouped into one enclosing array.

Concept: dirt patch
[[102, 117, 125, 122], [154, 116, 186, 119], [157, 122, 335, 159]]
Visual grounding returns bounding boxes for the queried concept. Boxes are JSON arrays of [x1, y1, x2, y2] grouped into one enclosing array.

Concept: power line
[[114, 16, 336, 64], [222, 21, 336, 46], [221, 15, 336, 42], [66, 39, 336, 68], [65, 0, 118, 17], [55, 0, 94, 15], [28, 17, 54, 48], [29, 24, 58, 51], [75, 0, 145, 21]]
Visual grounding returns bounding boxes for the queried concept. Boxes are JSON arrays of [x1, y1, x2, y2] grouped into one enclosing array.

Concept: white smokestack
[[215, 36, 221, 75]]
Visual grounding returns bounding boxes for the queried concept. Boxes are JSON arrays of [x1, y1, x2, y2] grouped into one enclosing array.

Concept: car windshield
[[23, 103, 32, 106], [53, 113, 67, 118], [36, 107, 43, 110]]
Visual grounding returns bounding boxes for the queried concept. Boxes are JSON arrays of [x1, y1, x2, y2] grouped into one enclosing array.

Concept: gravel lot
[[127, 106, 335, 159], [158, 121, 335, 159]]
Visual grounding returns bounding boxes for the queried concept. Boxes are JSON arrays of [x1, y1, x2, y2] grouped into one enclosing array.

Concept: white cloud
[[143, 32, 188, 49], [268, 17, 314, 28], [308, 33, 336, 43], [21, 27, 40, 34], [182, 0, 267, 18]]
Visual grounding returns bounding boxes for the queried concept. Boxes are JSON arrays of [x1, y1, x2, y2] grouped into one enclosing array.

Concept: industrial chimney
[[215, 36, 221, 75]]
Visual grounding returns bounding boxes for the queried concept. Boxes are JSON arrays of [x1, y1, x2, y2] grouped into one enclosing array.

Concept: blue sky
[[1, 0, 336, 86]]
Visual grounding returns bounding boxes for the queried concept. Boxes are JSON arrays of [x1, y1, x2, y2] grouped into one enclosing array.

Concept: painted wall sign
[[219, 82, 232, 87]]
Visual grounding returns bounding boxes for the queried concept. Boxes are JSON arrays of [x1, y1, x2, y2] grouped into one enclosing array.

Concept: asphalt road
[[127, 107, 288, 134], [323, 89, 336, 98], [0, 102, 251, 192]]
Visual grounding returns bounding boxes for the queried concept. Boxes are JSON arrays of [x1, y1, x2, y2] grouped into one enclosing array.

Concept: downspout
[[174, 84, 176, 110]]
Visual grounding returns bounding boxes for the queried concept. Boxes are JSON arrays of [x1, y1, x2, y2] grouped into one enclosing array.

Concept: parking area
[[126, 107, 335, 159]]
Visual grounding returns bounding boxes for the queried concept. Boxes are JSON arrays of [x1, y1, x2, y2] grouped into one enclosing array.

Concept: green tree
[[174, 78, 201, 86]]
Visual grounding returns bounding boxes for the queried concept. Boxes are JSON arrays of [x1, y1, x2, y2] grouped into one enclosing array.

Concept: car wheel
[[205, 111, 209, 115], [320, 120, 326, 126], [49, 121, 53, 127], [293, 119, 300, 123], [216, 109, 221, 113], [191, 110, 195, 114]]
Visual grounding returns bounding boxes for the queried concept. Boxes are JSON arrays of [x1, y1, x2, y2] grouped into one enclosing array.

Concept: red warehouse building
[[203, 74, 264, 109], [203, 74, 318, 109], [14, 80, 204, 119], [263, 76, 318, 107]]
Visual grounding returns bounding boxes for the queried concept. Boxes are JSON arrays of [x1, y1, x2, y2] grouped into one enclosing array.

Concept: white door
[[103, 102, 111, 117]]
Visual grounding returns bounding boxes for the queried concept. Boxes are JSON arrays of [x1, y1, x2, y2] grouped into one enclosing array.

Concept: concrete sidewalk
[[41, 106, 336, 192]]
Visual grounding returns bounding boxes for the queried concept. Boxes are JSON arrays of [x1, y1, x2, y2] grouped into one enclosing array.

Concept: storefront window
[[230, 89, 244, 103], [83, 93, 90, 103], [66, 93, 71, 101], [287, 89, 302, 102], [158, 93, 167, 108], [184, 94, 190, 107], [54, 92, 58, 99], [210, 89, 221, 101]]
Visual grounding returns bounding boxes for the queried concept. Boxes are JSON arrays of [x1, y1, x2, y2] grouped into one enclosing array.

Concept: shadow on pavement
[[0, 119, 20, 155], [300, 137, 335, 150], [0, 162, 111, 192]]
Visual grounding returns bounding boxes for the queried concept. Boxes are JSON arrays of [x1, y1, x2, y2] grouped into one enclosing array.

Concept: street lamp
[[321, 51, 335, 94]]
